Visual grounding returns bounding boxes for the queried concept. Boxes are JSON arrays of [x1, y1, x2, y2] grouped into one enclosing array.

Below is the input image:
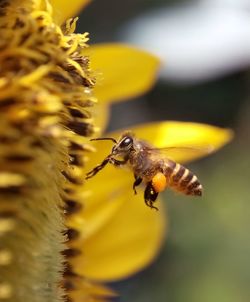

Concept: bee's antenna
[[90, 137, 117, 144]]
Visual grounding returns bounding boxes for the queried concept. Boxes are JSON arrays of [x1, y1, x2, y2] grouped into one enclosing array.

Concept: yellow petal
[[84, 44, 160, 103], [71, 194, 166, 281], [68, 167, 130, 241], [119, 121, 233, 163], [92, 103, 111, 134], [51, 0, 90, 24], [68, 152, 141, 240], [68, 277, 117, 302]]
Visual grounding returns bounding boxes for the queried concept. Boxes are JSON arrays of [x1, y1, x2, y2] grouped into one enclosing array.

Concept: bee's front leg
[[133, 175, 142, 195], [86, 157, 110, 179], [86, 157, 127, 179], [144, 182, 159, 211], [109, 158, 127, 167]]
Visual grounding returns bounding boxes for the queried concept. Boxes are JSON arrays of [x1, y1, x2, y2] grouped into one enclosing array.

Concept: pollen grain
[[152, 172, 167, 193]]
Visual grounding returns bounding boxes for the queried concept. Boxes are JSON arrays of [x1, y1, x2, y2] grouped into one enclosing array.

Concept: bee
[[86, 131, 205, 210]]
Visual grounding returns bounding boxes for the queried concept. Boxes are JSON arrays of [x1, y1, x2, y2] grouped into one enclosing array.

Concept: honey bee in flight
[[86, 132, 205, 210]]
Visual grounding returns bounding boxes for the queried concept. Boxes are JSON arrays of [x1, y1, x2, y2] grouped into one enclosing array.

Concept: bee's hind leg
[[144, 182, 159, 211], [133, 175, 142, 194]]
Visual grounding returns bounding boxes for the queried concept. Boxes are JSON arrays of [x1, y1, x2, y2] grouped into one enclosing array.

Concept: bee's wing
[[147, 145, 215, 163]]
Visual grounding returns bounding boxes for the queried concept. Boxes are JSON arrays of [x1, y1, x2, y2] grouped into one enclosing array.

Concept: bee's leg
[[86, 157, 110, 179], [109, 158, 127, 167], [133, 175, 142, 195], [86, 157, 127, 179], [144, 182, 159, 211]]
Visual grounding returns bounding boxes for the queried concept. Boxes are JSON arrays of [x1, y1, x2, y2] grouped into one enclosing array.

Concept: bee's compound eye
[[120, 136, 133, 148]]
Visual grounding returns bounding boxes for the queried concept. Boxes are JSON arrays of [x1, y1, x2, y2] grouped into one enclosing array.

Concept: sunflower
[[0, 1, 232, 302]]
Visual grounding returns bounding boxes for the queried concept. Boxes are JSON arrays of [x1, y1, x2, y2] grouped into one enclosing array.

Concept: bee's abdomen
[[165, 161, 202, 196]]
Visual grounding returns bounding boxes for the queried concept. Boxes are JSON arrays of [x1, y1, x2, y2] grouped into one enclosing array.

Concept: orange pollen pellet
[[152, 172, 167, 193]]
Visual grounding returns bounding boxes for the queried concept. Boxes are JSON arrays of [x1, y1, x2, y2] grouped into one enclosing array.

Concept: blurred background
[[78, 0, 250, 301]]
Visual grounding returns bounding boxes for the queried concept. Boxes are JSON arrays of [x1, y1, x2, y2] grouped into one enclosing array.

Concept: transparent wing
[[147, 145, 215, 163], [129, 121, 232, 163]]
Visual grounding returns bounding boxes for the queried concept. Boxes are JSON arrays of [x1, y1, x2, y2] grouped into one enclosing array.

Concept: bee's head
[[90, 132, 134, 157], [112, 133, 134, 155]]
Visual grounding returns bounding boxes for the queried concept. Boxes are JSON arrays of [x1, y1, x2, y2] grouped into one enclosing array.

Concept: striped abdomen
[[164, 160, 202, 196]]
